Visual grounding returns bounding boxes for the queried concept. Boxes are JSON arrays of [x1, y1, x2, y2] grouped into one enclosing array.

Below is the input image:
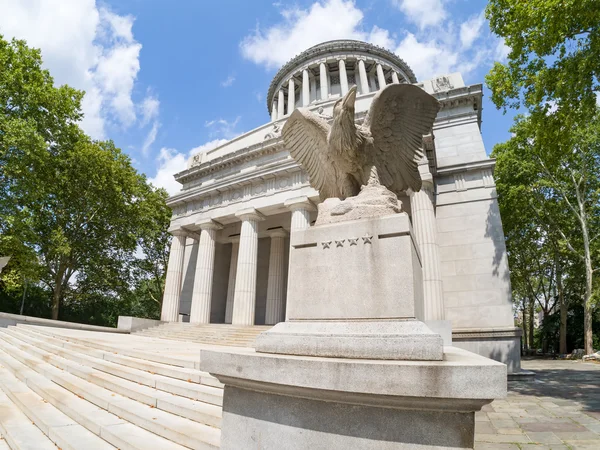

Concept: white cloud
[[460, 12, 485, 49], [0, 0, 145, 139], [494, 38, 511, 62], [148, 148, 187, 195], [240, 0, 505, 83], [205, 117, 241, 139], [140, 94, 160, 126], [149, 139, 229, 195], [392, 0, 447, 30], [240, 0, 388, 70], [141, 121, 159, 155], [221, 75, 236, 87]]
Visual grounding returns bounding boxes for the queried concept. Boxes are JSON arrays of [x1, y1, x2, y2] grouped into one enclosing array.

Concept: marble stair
[[0, 324, 225, 449], [135, 322, 271, 347]]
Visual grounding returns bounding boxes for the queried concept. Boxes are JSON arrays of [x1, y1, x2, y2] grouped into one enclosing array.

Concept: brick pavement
[[475, 359, 600, 450]]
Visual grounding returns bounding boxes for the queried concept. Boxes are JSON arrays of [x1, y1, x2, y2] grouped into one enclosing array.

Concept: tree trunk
[[51, 285, 61, 320], [528, 296, 535, 351], [522, 300, 528, 352], [577, 189, 594, 355], [51, 260, 68, 320], [557, 254, 567, 354], [542, 309, 549, 354]]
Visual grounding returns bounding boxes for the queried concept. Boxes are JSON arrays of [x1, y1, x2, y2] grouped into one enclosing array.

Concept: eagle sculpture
[[282, 84, 440, 201]]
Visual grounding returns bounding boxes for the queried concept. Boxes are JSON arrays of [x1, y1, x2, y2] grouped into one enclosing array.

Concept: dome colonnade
[[267, 40, 417, 121]]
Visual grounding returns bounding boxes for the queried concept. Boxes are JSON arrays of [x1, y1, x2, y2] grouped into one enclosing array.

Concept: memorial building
[[161, 40, 521, 372]]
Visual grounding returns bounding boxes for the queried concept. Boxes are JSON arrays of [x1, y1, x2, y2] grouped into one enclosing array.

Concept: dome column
[[278, 90, 285, 119], [376, 63, 386, 89], [189, 219, 223, 324], [224, 237, 240, 324], [271, 101, 278, 122], [319, 62, 329, 101], [302, 70, 310, 106], [232, 208, 265, 326], [392, 71, 400, 84], [338, 59, 349, 95], [288, 78, 295, 114], [358, 59, 369, 94], [161, 230, 187, 322], [264, 229, 288, 325]]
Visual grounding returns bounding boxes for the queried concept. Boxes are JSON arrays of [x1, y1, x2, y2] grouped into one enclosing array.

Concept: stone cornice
[[174, 140, 286, 186], [167, 158, 302, 208], [453, 327, 522, 339], [173, 84, 481, 191], [266, 39, 417, 112], [436, 159, 496, 176]]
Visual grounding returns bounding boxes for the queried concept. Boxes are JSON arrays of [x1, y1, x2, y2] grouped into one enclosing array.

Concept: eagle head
[[330, 85, 359, 154]]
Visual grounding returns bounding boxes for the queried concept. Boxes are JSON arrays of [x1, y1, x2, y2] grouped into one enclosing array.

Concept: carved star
[[322, 241, 332, 249], [362, 234, 373, 244], [348, 238, 359, 246], [335, 240, 345, 247]]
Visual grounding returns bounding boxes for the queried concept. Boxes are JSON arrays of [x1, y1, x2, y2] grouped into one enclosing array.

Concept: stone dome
[[266, 39, 417, 116]]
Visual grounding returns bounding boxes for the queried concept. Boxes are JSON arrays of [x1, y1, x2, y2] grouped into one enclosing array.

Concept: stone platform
[[0, 324, 598, 448]]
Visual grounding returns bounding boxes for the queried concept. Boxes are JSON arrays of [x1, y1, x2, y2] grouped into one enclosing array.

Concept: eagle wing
[[282, 108, 338, 200], [363, 84, 440, 194]]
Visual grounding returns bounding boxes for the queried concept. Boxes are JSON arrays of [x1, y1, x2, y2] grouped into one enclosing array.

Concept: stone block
[[201, 346, 507, 450], [286, 213, 423, 321]]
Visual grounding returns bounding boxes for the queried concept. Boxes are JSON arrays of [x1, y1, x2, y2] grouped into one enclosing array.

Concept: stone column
[[376, 64, 386, 90], [232, 208, 265, 326], [161, 231, 187, 322], [302, 70, 310, 106], [411, 180, 444, 321], [319, 62, 329, 101], [224, 237, 239, 324], [189, 220, 223, 324], [284, 196, 316, 232], [271, 101, 278, 122], [310, 74, 317, 103], [278, 90, 285, 119], [338, 59, 348, 95], [358, 59, 369, 94], [392, 71, 400, 84], [288, 78, 295, 114], [264, 229, 288, 325]]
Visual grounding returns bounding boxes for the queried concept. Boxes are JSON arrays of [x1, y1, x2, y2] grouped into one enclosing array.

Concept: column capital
[[266, 227, 288, 238], [168, 227, 187, 237], [198, 218, 223, 231], [284, 196, 316, 212], [235, 207, 265, 222]]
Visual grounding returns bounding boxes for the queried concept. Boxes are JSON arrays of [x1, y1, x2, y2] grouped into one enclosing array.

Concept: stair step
[[0, 384, 64, 450], [0, 341, 219, 449], [0, 331, 222, 428], [5, 327, 223, 403], [18, 325, 197, 369], [0, 371, 115, 450]]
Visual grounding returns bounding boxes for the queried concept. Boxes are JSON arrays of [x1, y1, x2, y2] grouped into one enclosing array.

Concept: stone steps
[[135, 324, 270, 347], [0, 325, 223, 449], [0, 330, 223, 425], [0, 381, 86, 450], [5, 326, 223, 401]]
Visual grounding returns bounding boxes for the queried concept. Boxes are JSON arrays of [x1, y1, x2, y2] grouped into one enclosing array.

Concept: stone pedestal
[[256, 213, 443, 360], [204, 211, 506, 449], [201, 346, 506, 450]]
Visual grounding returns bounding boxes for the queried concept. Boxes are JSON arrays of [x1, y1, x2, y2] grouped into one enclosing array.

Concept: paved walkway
[[475, 359, 600, 450]]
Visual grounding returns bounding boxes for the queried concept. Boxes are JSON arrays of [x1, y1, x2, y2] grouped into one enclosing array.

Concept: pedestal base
[[255, 319, 443, 360], [201, 346, 507, 450]]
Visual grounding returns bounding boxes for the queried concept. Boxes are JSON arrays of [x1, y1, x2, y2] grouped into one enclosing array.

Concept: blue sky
[[1, 0, 517, 194]]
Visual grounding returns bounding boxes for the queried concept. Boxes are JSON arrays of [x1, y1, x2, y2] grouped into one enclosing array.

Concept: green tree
[[492, 113, 600, 354], [0, 35, 171, 322], [486, 1, 600, 354]]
